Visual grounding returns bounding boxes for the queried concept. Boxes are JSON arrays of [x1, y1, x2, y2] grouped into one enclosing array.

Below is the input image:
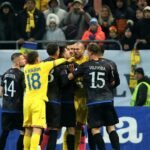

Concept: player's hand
[[68, 73, 74, 80], [110, 81, 115, 87], [68, 64, 75, 73], [28, 38, 35, 42], [67, 57, 75, 63], [17, 38, 24, 44]]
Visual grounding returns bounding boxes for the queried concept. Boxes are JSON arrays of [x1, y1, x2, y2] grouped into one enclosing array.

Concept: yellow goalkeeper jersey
[[75, 56, 89, 97]]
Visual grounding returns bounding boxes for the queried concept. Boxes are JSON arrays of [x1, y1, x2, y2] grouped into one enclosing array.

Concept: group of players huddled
[[0, 42, 120, 150]]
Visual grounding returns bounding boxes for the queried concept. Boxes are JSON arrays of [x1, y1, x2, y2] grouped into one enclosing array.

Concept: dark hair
[[27, 51, 39, 64], [26, 0, 36, 4], [59, 47, 66, 58], [11, 53, 22, 62], [87, 43, 103, 54], [134, 67, 145, 76], [46, 43, 59, 56]]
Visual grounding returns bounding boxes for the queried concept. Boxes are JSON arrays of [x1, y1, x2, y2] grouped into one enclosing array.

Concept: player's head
[[66, 43, 75, 57], [26, 51, 40, 64], [134, 67, 145, 80], [74, 42, 85, 59], [47, 43, 60, 59], [11, 53, 26, 67], [87, 43, 103, 59], [59, 47, 71, 59]]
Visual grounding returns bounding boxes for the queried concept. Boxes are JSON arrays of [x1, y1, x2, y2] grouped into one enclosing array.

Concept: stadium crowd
[[0, 0, 150, 50]]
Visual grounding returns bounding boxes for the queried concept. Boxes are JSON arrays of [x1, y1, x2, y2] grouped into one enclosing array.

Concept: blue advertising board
[[0, 107, 150, 150]]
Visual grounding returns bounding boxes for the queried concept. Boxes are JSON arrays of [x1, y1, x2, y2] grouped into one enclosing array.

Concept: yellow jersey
[[75, 55, 89, 65], [75, 56, 89, 97], [24, 58, 66, 102]]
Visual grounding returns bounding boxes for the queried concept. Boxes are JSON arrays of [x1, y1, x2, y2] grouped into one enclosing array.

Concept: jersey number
[[4, 80, 16, 97], [48, 69, 54, 83], [27, 73, 41, 90], [89, 72, 105, 88]]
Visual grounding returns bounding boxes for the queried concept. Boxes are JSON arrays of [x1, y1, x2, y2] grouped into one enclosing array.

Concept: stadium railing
[[0, 39, 123, 50], [133, 39, 148, 49]]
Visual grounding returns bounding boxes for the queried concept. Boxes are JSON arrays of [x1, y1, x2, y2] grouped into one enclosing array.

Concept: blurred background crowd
[[0, 0, 150, 50]]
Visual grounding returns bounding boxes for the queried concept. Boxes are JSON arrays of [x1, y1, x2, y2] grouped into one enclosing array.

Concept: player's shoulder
[[102, 58, 117, 68], [2, 68, 11, 76], [82, 56, 89, 64], [4, 68, 22, 75], [75, 56, 89, 64], [102, 58, 115, 64], [43, 57, 54, 62], [79, 60, 92, 68], [83, 55, 89, 61]]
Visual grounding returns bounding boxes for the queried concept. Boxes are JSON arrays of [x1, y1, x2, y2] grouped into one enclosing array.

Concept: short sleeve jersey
[[74, 59, 114, 104], [1, 68, 24, 112], [24, 58, 66, 102]]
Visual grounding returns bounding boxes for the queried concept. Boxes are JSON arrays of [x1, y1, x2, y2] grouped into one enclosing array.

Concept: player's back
[[44, 57, 61, 102], [1, 68, 24, 112], [24, 62, 53, 102], [59, 63, 76, 102], [75, 59, 114, 104]]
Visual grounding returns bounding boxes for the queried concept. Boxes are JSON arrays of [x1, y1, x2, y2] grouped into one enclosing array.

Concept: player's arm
[[59, 63, 75, 86], [54, 57, 75, 67], [68, 64, 84, 80], [45, 57, 75, 72], [108, 65, 116, 87], [22, 73, 26, 91], [110, 63, 120, 88], [0, 75, 4, 96], [44, 58, 66, 72], [60, 68, 71, 87], [0, 86, 3, 96]]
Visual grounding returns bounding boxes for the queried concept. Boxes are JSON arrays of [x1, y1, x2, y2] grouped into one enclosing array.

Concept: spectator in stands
[[114, 0, 135, 36], [16, 0, 46, 45], [0, 1, 17, 49], [102, 0, 116, 14], [136, 0, 148, 10], [81, 18, 105, 42], [135, 8, 144, 21], [105, 26, 120, 50], [43, 13, 66, 47], [131, 67, 150, 106], [121, 27, 136, 51], [98, 5, 115, 38], [63, 0, 96, 17], [135, 6, 150, 49], [44, 0, 67, 26], [0, 0, 25, 13], [63, 0, 91, 40]]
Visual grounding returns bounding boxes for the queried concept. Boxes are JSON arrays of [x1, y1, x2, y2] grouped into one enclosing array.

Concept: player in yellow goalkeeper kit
[[63, 42, 88, 150]]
